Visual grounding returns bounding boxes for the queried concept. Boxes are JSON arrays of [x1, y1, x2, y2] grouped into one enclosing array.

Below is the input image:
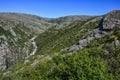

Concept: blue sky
[[0, 0, 120, 18]]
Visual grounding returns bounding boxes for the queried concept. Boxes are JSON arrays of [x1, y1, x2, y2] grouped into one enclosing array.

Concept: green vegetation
[[2, 39, 120, 80], [1, 17, 120, 80], [0, 27, 6, 35], [36, 17, 100, 55], [0, 26, 13, 37], [1, 13, 120, 80]]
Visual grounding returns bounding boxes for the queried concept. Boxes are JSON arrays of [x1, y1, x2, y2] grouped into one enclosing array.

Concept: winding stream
[[30, 36, 37, 56]]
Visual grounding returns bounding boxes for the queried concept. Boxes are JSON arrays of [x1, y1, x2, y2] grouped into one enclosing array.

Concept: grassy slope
[[36, 17, 100, 55]]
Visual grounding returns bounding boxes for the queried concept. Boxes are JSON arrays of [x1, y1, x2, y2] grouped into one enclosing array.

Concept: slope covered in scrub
[[0, 10, 120, 80]]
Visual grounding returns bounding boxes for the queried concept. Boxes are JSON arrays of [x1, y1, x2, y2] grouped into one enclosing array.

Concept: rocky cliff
[[0, 13, 55, 71]]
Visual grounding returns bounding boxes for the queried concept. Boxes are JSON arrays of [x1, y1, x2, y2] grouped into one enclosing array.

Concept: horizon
[[0, 0, 120, 18], [0, 11, 107, 18]]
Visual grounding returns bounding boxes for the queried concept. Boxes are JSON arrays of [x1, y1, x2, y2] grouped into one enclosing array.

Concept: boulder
[[79, 39, 88, 47], [87, 37, 94, 43], [67, 45, 81, 52]]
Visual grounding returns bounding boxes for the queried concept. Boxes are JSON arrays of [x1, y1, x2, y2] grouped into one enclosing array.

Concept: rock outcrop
[[103, 10, 120, 30], [67, 10, 120, 52]]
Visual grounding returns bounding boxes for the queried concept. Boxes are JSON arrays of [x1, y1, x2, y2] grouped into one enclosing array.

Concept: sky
[[0, 0, 120, 18]]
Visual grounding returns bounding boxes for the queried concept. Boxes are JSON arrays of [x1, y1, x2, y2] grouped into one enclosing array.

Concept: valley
[[0, 10, 120, 80]]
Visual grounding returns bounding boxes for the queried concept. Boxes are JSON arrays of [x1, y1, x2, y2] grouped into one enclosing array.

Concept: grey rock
[[104, 50, 109, 56], [24, 60, 30, 64], [94, 33, 103, 39], [87, 37, 94, 43], [3, 71, 11, 76], [0, 65, 6, 71], [67, 45, 80, 52], [79, 39, 88, 47], [103, 10, 120, 30], [31, 60, 39, 67], [114, 40, 120, 47]]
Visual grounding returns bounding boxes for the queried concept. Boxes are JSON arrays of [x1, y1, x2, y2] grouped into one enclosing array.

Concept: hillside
[[0, 10, 120, 80], [0, 13, 89, 71], [0, 13, 54, 72]]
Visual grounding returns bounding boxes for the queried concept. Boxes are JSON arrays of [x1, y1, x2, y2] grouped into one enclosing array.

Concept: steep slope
[[0, 13, 55, 71]]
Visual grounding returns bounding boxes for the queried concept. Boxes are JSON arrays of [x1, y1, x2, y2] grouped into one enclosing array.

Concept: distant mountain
[[47, 15, 92, 28], [0, 10, 120, 80]]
